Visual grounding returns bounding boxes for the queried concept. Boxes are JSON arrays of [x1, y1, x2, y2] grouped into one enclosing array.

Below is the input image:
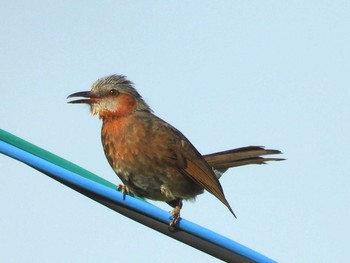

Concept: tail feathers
[[203, 146, 284, 174]]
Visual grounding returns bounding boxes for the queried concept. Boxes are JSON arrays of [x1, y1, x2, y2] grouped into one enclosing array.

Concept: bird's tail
[[203, 146, 284, 178]]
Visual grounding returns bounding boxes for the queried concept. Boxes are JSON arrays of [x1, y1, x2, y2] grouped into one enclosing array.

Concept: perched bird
[[67, 74, 283, 226]]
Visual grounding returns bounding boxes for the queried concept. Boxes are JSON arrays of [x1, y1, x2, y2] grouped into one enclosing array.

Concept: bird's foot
[[117, 184, 133, 200], [169, 205, 182, 227]]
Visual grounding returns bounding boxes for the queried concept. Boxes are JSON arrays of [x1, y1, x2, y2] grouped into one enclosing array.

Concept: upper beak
[[67, 91, 97, 104]]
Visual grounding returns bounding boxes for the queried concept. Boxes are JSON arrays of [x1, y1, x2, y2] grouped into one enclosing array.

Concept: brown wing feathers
[[181, 158, 236, 217], [178, 145, 283, 216]]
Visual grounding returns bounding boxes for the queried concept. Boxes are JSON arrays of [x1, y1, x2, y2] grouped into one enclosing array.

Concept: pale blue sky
[[1, 1, 349, 262]]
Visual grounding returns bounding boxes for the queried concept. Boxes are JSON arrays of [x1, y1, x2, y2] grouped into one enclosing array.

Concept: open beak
[[67, 91, 97, 104]]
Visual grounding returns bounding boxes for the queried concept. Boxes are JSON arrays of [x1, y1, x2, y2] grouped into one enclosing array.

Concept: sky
[[1, 1, 349, 262]]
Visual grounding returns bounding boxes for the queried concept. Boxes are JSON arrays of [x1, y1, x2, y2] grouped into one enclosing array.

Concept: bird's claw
[[117, 184, 133, 200], [169, 206, 181, 227]]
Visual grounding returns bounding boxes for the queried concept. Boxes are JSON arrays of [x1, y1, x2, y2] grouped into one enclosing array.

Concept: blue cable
[[0, 140, 276, 263]]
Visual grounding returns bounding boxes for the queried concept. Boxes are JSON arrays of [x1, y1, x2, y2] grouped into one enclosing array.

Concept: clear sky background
[[1, 1, 349, 262]]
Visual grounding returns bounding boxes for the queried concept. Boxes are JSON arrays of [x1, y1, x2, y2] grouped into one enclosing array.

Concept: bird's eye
[[109, 89, 119, 96]]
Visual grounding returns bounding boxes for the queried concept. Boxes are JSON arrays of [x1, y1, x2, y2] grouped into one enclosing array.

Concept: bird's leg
[[169, 199, 183, 227], [117, 184, 133, 200]]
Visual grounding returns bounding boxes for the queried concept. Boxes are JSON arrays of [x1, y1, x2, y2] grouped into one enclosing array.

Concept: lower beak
[[67, 91, 96, 104]]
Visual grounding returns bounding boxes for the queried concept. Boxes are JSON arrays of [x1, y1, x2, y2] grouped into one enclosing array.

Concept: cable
[[0, 129, 276, 263]]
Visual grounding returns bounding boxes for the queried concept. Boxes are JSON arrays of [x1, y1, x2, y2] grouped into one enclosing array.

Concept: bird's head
[[67, 75, 152, 119]]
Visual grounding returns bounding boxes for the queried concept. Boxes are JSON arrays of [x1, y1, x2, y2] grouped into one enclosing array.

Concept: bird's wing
[[153, 115, 235, 216], [182, 157, 236, 217]]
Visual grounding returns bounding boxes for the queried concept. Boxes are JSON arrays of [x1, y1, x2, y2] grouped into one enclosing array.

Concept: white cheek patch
[[90, 99, 117, 115], [90, 104, 102, 115], [102, 99, 118, 111]]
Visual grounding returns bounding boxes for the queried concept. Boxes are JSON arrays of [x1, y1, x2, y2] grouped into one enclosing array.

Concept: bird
[[67, 74, 284, 227]]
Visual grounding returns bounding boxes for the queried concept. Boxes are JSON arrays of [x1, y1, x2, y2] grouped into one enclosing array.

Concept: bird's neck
[[101, 114, 130, 138], [98, 93, 138, 120]]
